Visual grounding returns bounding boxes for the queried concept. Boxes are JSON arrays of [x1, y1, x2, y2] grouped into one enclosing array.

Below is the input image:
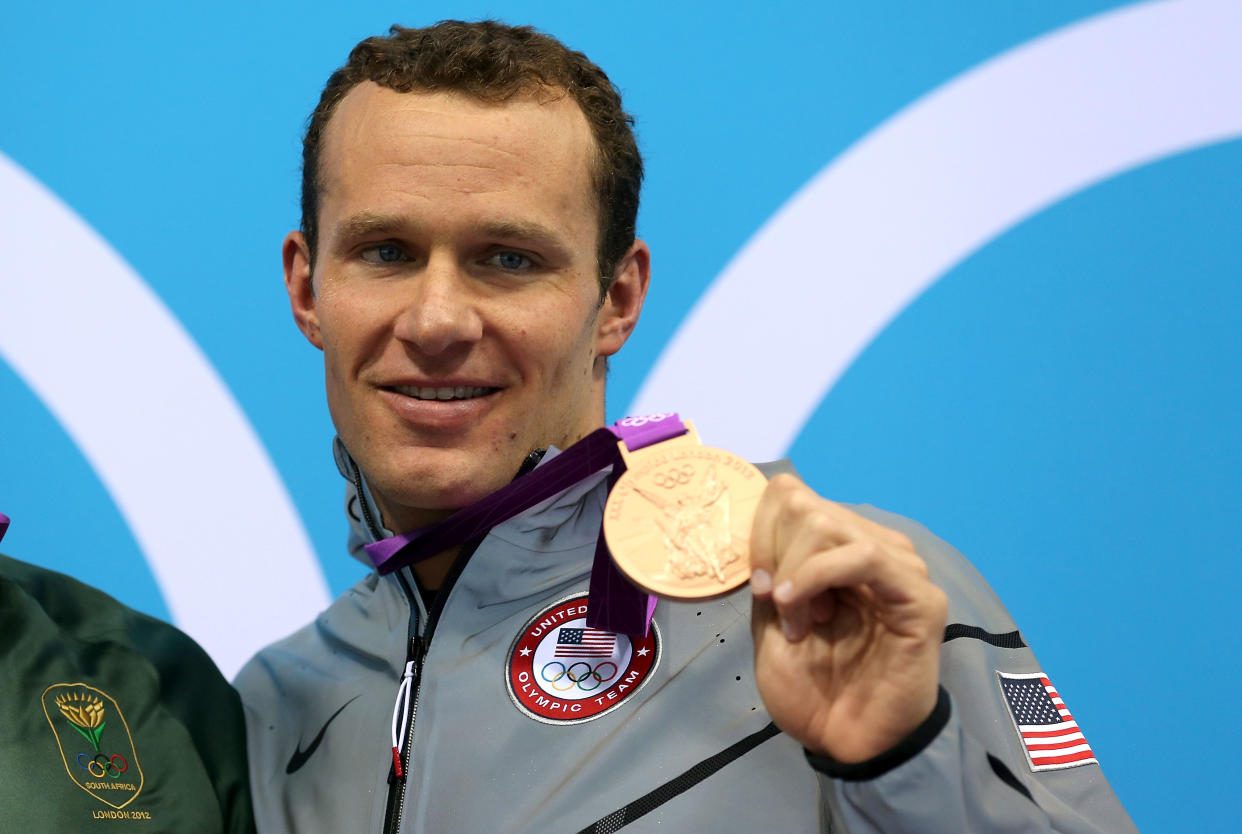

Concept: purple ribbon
[[364, 413, 685, 637], [0, 512, 8, 546]]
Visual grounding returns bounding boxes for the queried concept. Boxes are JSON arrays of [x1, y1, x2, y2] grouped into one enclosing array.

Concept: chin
[[359, 441, 526, 526], [381, 468, 501, 516]]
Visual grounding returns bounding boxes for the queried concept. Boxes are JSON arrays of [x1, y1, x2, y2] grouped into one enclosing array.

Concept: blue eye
[[362, 244, 406, 264], [490, 251, 532, 270]]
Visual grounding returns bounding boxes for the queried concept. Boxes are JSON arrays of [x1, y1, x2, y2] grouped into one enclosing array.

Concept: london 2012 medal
[[604, 421, 767, 599]]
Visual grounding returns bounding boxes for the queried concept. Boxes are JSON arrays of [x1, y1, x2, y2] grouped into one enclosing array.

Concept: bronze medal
[[604, 421, 767, 599]]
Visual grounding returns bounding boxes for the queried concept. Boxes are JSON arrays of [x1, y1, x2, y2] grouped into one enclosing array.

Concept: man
[[0, 513, 256, 832], [236, 21, 1136, 832]]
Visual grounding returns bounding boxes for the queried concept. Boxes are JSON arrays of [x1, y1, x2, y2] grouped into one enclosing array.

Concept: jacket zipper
[[381, 542, 482, 834], [384, 632, 422, 833], [375, 448, 547, 833], [383, 572, 423, 834]]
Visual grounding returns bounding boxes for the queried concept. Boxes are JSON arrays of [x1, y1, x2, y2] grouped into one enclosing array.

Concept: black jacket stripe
[[578, 722, 780, 833], [943, 623, 1026, 648]]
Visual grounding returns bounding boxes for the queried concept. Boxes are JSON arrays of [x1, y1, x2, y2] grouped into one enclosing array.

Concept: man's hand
[[749, 474, 947, 762]]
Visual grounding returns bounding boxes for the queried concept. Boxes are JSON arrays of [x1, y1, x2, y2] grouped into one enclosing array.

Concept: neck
[[373, 501, 457, 590], [370, 446, 553, 591], [412, 548, 457, 591]]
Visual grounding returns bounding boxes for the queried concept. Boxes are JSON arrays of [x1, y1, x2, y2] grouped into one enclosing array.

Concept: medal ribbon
[[363, 413, 686, 637]]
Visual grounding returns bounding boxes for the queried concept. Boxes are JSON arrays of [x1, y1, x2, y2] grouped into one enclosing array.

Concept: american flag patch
[[555, 627, 616, 658], [997, 671, 1097, 772]]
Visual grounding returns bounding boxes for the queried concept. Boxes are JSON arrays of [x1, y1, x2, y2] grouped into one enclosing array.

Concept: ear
[[595, 239, 651, 357], [284, 230, 323, 350]]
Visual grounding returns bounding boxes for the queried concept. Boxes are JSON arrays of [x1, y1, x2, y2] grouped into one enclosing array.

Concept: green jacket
[[0, 518, 255, 832]]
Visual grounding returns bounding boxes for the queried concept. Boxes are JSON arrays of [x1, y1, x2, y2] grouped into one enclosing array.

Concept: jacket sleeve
[[803, 505, 1139, 834]]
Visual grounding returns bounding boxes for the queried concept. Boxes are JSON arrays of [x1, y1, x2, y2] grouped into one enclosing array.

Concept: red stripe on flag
[[1026, 738, 1087, 752], [1022, 726, 1079, 739], [1033, 750, 1097, 766]]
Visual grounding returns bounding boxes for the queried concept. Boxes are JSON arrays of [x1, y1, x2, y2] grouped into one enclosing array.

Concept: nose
[[391, 255, 483, 356]]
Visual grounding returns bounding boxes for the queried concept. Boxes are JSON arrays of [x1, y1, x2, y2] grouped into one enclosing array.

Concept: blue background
[[3, 2, 1237, 828]]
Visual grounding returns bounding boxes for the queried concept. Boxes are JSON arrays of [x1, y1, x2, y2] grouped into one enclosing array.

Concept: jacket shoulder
[[0, 553, 255, 833]]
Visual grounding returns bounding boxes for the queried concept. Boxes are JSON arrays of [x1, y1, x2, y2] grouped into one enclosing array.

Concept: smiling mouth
[[388, 385, 499, 401]]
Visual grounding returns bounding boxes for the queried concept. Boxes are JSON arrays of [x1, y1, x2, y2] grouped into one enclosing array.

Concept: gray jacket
[[236, 451, 1137, 833]]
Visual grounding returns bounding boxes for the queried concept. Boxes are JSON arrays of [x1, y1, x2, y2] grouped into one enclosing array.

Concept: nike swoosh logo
[[286, 695, 361, 774]]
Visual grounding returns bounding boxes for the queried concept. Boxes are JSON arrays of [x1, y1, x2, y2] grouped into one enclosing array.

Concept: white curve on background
[[629, 0, 1242, 460], [0, 154, 330, 678]]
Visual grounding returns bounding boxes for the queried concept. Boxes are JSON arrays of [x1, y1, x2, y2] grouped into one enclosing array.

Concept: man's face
[[285, 83, 648, 533]]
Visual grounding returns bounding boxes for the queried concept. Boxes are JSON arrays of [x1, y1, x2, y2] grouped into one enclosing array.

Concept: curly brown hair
[[301, 20, 643, 292]]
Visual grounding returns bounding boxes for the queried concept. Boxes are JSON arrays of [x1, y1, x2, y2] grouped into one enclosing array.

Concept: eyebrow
[[473, 219, 570, 256], [338, 212, 573, 258], [338, 211, 407, 241]]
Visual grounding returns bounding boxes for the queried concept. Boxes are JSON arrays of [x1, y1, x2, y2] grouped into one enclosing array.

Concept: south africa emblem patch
[[41, 683, 144, 808], [506, 594, 659, 724]]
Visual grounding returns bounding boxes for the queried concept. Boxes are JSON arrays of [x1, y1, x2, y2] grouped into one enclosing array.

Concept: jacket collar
[[334, 436, 610, 570]]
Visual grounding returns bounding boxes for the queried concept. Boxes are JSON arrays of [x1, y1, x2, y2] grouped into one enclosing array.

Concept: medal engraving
[[605, 423, 767, 599]]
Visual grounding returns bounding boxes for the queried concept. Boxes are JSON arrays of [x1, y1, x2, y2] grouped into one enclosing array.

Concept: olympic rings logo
[[618, 413, 672, 428], [540, 661, 619, 692], [652, 463, 695, 488], [75, 752, 129, 779]]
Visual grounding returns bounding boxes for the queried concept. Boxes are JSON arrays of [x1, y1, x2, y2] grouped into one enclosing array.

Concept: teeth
[[394, 385, 491, 401]]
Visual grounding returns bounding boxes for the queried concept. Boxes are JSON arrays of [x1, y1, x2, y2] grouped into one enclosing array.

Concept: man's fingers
[[768, 495, 847, 592], [808, 593, 836, 624], [749, 473, 805, 595], [781, 540, 919, 604], [771, 540, 938, 642], [749, 473, 930, 640], [833, 506, 917, 554], [808, 501, 924, 573]]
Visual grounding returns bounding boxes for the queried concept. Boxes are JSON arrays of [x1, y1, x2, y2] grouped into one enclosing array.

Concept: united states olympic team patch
[[506, 594, 659, 724]]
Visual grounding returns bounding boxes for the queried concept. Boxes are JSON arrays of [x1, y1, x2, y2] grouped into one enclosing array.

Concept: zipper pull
[[389, 658, 416, 781], [390, 746, 404, 780]]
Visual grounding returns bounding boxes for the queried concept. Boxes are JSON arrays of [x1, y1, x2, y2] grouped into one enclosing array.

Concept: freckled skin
[[284, 83, 650, 553]]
